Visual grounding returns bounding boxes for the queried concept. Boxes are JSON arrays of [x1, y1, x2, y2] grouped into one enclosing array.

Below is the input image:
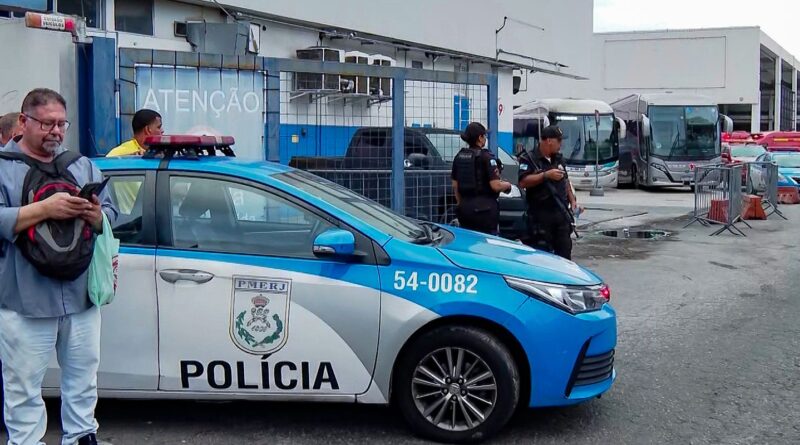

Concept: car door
[[43, 171, 160, 391], [154, 171, 381, 396]]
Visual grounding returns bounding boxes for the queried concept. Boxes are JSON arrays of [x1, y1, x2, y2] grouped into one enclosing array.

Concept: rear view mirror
[[406, 153, 429, 168], [721, 114, 734, 133], [615, 117, 627, 140], [313, 229, 356, 258], [641, 115, 651, 138]]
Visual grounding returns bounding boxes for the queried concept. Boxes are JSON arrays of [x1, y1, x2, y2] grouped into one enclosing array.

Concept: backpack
[[0, 150, 95, 281]]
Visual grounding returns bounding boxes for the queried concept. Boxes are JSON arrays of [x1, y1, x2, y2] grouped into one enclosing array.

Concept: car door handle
[[159, 269, 214, 284]]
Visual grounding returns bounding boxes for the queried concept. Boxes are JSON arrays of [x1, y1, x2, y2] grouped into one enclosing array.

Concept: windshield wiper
[[410, 221, 444, 245], [566, 134, 582, 162], [666, 123, 682, 160]]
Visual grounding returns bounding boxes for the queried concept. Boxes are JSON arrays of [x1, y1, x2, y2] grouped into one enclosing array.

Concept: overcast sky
[[594, 0, 799, 59]]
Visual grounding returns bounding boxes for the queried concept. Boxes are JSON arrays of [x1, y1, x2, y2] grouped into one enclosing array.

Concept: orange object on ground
[[778, 186, 800, 204], [708, 199, 729, 223], [741, 194, 767, 220]]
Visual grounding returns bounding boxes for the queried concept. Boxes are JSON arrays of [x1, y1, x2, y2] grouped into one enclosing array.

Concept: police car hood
[[437, 227, 601, 286]]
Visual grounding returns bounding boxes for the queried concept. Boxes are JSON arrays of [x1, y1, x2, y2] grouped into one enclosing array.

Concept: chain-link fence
[[278, 61, 495, 223]]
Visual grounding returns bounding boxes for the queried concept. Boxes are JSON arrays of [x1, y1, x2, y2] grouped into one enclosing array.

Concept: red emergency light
[[144, 135, 236, 147]]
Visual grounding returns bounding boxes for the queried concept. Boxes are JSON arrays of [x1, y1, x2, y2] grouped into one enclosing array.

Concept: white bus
[[513, 99, 624, 189], [611, 93, 733, 188]]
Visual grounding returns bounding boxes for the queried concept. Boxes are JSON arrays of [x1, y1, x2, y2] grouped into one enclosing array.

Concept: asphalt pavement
[[6, 189, 800, 445]]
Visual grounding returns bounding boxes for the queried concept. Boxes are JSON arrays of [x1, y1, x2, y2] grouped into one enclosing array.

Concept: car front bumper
[[509, 299, 617, 407]]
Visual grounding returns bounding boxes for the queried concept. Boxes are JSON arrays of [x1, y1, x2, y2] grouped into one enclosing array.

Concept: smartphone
[[78, 177, 110, 199]]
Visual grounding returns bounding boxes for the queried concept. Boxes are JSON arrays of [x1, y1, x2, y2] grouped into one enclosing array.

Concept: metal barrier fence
[[685, 164, 750, 236], [743, 161, 787, 220]]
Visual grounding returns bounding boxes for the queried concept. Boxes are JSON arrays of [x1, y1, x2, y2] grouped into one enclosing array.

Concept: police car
[[51, 136, 616, 443]]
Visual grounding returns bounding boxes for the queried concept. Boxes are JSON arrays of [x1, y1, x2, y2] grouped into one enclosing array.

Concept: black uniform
[[518, 148, 573, 259], [451, 147, 503, 235]]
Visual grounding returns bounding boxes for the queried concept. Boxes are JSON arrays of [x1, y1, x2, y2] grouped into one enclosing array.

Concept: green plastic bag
[[88, 213, 120, 306]]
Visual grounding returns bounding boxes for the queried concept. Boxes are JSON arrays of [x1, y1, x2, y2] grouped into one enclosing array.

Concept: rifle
[[525, 151, 580, 239]]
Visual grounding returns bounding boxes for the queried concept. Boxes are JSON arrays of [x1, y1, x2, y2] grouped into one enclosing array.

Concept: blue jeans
[[0, 307, 101, 445]]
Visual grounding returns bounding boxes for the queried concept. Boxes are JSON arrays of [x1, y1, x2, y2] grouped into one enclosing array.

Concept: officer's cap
[[541, 125, 563, 141]]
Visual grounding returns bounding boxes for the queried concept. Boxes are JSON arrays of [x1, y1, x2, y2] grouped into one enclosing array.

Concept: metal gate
[[119, 49, 498, 220]]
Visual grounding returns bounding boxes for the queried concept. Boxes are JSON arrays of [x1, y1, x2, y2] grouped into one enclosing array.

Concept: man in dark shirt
[[517, 125, 581, 259]]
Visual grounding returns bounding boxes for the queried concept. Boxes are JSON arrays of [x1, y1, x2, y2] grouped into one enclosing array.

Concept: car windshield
[[649, 106, 719, 160], [774, 154, 800, 168], [424, 132, 462, 163], [275, 170, 426, 242], [731, 145, 766, 157], [424, 131, 517, 166], [553, 114, 617, 165]]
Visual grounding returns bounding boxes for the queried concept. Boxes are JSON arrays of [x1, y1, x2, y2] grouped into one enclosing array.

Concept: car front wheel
[[394, 326, 520, 443]]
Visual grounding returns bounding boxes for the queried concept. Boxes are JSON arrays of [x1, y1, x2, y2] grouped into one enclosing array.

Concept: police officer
[[518, 125, 583, 259], [450, 122, 513, 235]]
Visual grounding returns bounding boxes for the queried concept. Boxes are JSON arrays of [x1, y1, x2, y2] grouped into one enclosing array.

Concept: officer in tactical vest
[[450, 122, 513, 235], [517, 125, 583, 259]]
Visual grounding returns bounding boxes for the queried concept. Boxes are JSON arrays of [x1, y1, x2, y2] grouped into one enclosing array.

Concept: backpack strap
[[53, 150, 83, 177], [0, 150, 83, 180]]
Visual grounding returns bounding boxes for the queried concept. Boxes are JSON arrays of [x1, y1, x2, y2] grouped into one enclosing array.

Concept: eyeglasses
[[24, 114, 70, 132]]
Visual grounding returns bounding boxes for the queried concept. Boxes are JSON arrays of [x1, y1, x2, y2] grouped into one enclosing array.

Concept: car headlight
[[504, 276, 610, 314], [500, 184, 522, 199]]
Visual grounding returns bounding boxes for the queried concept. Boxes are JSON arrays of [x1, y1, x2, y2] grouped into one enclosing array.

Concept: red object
[[778, 186, 800, 204], [599, 284, 611, 301], [144, 135, 236, 147], [741, 195, 767, 220], [757, 132, 800, 151], [708, 199, 730, 223], [25, 12, 77, 35]]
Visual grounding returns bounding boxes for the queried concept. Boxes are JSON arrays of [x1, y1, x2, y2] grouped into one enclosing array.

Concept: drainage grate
[[598, 229, 670, 239]]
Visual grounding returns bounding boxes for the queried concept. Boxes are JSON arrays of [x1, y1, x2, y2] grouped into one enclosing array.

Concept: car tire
[[394, 326, 520, 444]]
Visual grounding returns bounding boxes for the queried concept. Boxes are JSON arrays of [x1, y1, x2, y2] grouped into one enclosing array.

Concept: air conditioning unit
[[369, 54, 395, 97], [294, 46, 343, 91], [342, 51, 370, 94]]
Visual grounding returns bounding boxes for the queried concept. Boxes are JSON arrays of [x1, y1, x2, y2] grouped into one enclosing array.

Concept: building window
[[57, 0, 103, 29], [115, 0, 153, 35], [411, 60, 423, 69]]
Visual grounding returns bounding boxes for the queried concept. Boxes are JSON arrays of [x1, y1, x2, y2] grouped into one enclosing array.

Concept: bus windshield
[[513, 114, 618, 165], [649, 106, 719, 160], [554, 114, 617, 165]]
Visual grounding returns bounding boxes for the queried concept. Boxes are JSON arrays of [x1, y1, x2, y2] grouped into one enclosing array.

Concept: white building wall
[[0, 21, 80, 151]]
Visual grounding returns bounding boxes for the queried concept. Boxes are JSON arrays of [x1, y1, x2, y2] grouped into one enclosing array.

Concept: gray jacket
[[0, 140, 117, 318]]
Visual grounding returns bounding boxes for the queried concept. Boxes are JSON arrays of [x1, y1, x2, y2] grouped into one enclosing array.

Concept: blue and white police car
[[58, 136, 615, 443]]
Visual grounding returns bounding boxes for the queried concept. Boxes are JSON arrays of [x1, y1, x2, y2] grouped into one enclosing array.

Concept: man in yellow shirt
[[107, 109, 163, 157], [106, 109, 163, 213]]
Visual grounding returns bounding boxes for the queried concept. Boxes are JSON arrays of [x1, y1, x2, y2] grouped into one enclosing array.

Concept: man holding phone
[[0, 88, 117, 445]]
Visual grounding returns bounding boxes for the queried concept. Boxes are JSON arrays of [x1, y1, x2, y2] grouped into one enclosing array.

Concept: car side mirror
[[406, 153, 429, 168], [313, 229, 356, 258], [641, 114, 651, 138]]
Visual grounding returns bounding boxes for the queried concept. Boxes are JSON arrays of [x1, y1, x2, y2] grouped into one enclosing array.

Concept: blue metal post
[[392, 74, 406, 214], [487, 69, 499, 156], [264, 58, 281, 162]]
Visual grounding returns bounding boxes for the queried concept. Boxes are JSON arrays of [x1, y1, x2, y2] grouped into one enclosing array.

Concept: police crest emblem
[[230, 277, 291, 355]]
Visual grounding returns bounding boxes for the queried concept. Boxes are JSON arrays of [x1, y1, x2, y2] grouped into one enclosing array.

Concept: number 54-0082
[[393, 271, 478, 294]]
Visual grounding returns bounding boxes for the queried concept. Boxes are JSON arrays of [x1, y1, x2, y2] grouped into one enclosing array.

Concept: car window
[[169, 176, 333, 258], [405, 132, 429, 156], [107, 175, 145, 245]]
